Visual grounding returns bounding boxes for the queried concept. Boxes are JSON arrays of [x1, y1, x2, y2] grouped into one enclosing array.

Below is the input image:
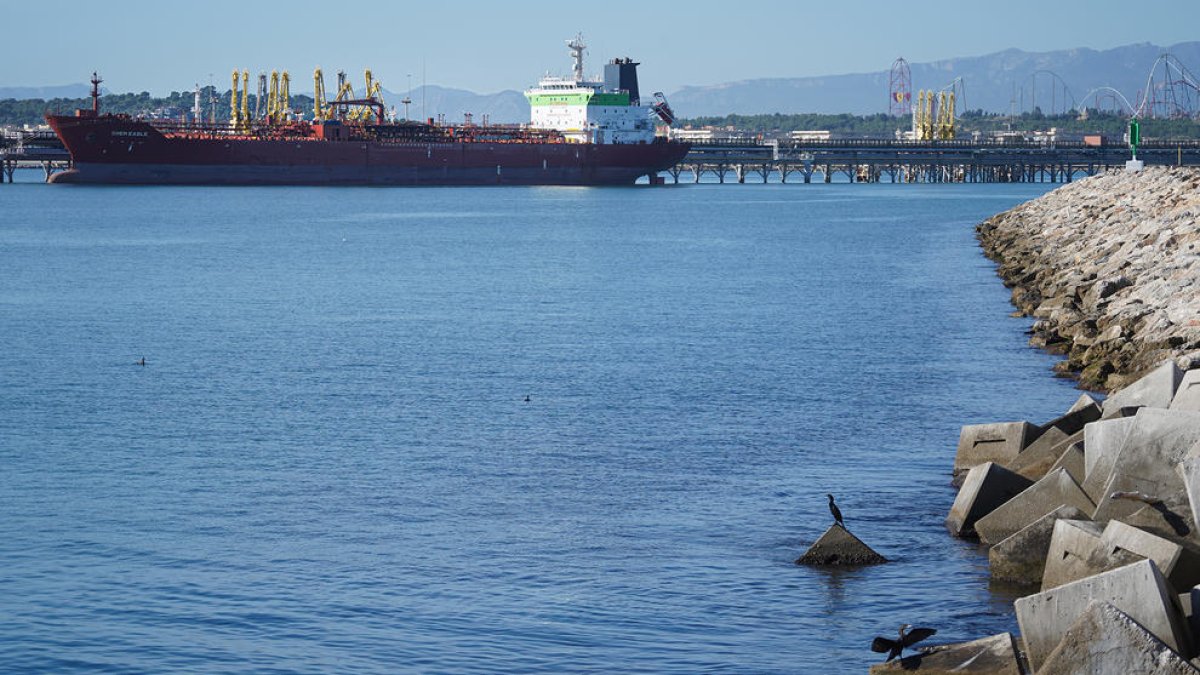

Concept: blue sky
[[4, 0, 1198, 94]]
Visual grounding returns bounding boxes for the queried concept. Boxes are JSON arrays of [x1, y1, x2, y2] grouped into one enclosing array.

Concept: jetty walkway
[[676, 138, 1200, 184], [0, 130, 71, 183]]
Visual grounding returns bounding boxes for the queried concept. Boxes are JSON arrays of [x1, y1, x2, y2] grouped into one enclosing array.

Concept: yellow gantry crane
[[913, 89, 956, 141]]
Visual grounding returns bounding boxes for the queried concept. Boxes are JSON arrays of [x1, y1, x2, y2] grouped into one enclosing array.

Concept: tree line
[[0, 89, 316, 126]]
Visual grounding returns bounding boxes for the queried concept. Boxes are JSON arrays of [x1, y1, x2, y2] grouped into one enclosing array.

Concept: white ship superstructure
[[524, 34, 657, 144]]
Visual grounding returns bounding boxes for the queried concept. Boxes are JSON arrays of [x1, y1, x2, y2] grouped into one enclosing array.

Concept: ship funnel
[[604, 58, 640, 105]]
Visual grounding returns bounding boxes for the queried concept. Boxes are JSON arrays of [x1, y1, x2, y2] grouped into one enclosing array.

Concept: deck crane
[[279, 71, 291, 121], [333, 71, 355, 122], [230, 70, 240, 129], [239, 71, 250, 132], [313, 68, 329, 121], [255, 73, 267, 120], [267, 71, 280, 121]]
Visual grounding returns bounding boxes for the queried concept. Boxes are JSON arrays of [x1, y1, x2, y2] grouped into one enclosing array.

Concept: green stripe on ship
[[526, 92, 631, 107]]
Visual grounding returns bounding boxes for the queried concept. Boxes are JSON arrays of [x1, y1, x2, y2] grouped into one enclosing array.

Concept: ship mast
[[567, 33, 586, 83], [90, 72, 102, 114]]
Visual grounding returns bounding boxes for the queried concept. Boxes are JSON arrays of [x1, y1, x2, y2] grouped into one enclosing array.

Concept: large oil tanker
[[46, 37, 688, 186]]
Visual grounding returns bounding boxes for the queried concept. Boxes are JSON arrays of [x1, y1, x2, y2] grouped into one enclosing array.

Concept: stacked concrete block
[[1041, 519, 1143, 591], [1041, 398, 1103, 436], [952, 421, 1041, 486], [1091, 409, 1200, 523], [974, 468, 1094, 545], [945, 462, 1033, 538], [1178, 458, 1200, 540], [1101, 360, 1184, 418], [1034, 601, 1198, 675], [1172, 370, 1200, 412], [1007, 426, 1072, 481], [1015, 559, 1192, 672], [989, 505, 1088, 586], [1101, 519, 1200, 592], [1081, 416, 1138, 503], [1121, 492, 1198, 547], [1047, 440, 1086, 484]]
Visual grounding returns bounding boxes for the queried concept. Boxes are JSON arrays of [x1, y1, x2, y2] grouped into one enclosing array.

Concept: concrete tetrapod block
[[1041, 399, 1103, 437], [1034, 600, 1198, 675], [1016, 559, 1192, 672], [1178, 458, 1200, 541], [1008, 427, 1071, 482], [952, 421, 1041, 485], [1041, 519, 1144, 591], [1123, 491, 1199, 548], [945, 462, 1033, 539], [1172, 370, 1200, 413], [795, 523, 887, 566], [1069, 392, 1101, 413], [1082, 416, 1138, 502], [1101, 519, 1200, 592], [1048, 441, 1086, 485], [974, 468, 1095, 545], [1102, 360, 1185, 418], [1092, 409, 1200, 523], [989, 505, 1087, 586], [867, 633, 1021, 674]]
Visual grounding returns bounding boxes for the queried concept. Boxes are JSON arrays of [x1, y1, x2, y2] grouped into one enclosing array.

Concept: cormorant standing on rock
[[827, 493, 844, 527], [871, 623, 937, 662]]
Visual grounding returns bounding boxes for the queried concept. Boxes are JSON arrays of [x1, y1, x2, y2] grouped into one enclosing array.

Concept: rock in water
[[796, 523, 887, 566]]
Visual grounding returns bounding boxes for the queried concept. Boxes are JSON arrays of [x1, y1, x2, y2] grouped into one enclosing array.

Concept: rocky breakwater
[[884, 363, 1200, 674], [977, 166, 1200, 392]]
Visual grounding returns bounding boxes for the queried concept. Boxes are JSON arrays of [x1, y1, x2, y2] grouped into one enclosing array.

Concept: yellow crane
[[239, 70, 250, 132], [313, 68, 329, 121], [279, 71, 291, 121], [937, 91, 956, 140], [267, 71, 280, 121], [230, 69, 241, 129]]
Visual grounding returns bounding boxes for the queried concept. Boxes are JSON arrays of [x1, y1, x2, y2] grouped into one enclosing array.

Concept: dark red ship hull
[[45, 114, 689, 186]]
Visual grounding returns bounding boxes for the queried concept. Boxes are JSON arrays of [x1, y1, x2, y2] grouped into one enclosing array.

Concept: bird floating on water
[[523, 394, 531, 403], [136, 357, 146, 367], [871, 623, 937, 662], [826, 493, 844, 527]]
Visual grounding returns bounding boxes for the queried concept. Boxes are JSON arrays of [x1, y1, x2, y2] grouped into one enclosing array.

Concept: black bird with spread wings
[[871, 623, 937, 661]]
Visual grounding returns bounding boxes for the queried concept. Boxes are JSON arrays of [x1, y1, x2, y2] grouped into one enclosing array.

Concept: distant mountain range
[[669, 41, 1200, 117], [5, 41, 1199, 120], [0, 84, 94, 99]]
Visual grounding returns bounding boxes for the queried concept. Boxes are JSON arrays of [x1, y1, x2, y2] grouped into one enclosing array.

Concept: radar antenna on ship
[[567, 33, 586, 83]]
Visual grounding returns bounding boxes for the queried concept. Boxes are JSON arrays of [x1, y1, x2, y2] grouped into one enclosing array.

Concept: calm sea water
[[0, 179, 1078, 673]]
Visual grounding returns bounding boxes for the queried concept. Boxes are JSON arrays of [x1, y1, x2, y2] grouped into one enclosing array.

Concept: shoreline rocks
[[939, 362, 1200, 673], [976, 167, 1200, 391]]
